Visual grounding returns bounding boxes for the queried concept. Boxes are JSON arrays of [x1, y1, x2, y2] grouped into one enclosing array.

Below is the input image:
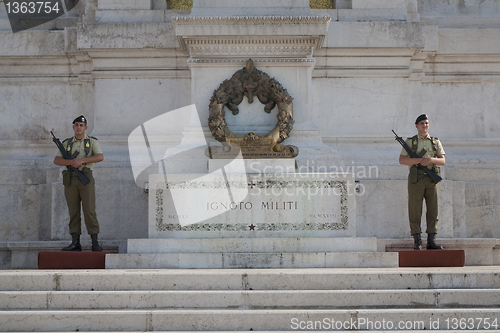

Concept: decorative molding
[[172, 15, 330, 55], [185, 38, 318, 46], [172, 15, 331, 25], [155, 179, 349, 232], [187, 58, 316, 64], [184, 37, 318, 57], [168, 0, 334, 10], [189, 46, 315, 58], [187, 58, 317, 68]]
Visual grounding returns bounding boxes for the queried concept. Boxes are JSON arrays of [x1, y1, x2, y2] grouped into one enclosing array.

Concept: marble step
[[2, 309, 500, 331], [126, 237, 380, 253], [105, 251, 398, 269], [2, 289, 500, 310], [2, 267, 500, 291], [3, 331, 492, 333]]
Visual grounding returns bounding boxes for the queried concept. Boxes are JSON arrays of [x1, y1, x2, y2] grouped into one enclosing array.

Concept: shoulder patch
[[62, 138, 71, 143], [89, 136, 98, 141]]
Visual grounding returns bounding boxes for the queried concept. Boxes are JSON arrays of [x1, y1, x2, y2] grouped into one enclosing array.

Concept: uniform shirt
[[56, 135, 102, 171], [400, 134, 445, 168]]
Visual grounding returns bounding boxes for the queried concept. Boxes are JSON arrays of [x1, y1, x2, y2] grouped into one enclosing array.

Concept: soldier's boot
[[412, 233, 422, 250], [427, 233, 443, 250], [91, 234, 102, 252], [62, 234, 82, 251]]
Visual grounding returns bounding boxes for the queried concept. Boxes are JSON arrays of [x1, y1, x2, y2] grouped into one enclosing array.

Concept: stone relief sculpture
[[206, 59, 299, 159]]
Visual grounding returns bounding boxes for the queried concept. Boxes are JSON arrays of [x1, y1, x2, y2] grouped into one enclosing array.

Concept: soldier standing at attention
[[399, 114, 445, 250], [54, 115, 104, 251]]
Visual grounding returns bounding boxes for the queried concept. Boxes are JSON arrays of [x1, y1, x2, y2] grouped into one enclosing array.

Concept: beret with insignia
[[415, 114, 429, 124], [73, 115, 87, 125]]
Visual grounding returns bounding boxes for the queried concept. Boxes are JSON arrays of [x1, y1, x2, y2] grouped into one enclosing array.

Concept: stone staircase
[[1, 267, 500, 332]]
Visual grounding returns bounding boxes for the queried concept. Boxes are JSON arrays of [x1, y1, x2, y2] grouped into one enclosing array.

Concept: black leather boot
[[413, 233, 422, 250], [62, 234, 82, 251], [427, 233, 443, 250], [91, 234, 102, 252]]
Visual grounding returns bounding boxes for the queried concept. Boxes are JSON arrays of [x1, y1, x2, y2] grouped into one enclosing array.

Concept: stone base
[[126, 237, 378, 253], [149, 172, 356, 238], [391, 249, 465, 268], [106, 252, 398, 269], [38, 251, 116, 269], [106, 237, 399, 269]]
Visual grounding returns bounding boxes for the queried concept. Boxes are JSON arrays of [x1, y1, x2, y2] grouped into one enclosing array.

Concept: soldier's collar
[[418, 133, 431, 140], [72, 135, 88, 142]]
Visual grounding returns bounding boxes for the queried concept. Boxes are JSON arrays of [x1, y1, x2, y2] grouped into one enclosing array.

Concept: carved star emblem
[[249, 224, 256, 231]]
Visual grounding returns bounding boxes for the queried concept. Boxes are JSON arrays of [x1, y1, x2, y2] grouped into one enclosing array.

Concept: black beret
[[415, 114, 429, 124], [73, 115, 87, 124]]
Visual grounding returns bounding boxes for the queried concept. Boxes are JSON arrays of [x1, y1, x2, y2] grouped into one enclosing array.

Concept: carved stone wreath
[[207, 59, 298, 159]]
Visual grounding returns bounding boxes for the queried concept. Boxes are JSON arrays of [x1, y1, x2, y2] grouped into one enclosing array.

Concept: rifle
[[392, 130, 442, 184], [51, 131, 90, 185]]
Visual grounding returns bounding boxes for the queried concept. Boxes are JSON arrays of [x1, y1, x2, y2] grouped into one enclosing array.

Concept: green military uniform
[[56, 135, 102, 236], [400, 134, 445, 235]]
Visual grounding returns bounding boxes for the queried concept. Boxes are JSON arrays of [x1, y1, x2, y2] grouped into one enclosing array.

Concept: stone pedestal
[[148, 172, 356, 238]]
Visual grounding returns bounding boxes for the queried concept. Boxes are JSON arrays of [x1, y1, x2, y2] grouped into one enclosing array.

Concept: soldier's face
[[415, 120, 429, 135], [73, 122, 87, 136]]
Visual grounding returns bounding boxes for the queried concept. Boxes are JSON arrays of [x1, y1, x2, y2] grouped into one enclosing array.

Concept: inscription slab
[[149, 172, 356, 238]]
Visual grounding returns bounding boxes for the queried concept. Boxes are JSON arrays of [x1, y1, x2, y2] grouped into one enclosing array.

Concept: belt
[[69, 169, 92, 177]]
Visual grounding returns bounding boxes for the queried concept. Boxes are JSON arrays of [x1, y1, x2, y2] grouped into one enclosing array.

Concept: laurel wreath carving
[[208, 59, 295, 145]]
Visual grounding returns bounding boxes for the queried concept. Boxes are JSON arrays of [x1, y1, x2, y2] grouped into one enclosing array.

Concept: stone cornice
[[172, 14, 331, 57], [187, 58, 316, 68], [172, 15, 331, 25]]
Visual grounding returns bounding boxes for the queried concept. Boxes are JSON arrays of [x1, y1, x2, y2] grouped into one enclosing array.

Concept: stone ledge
[[3, 289, 500, 310], [77, 22, 179, 50], [127, 237, 379, 253], [105, 252, 398, 269], [2, 266, 500, 291], [2, 309, 500, 332]]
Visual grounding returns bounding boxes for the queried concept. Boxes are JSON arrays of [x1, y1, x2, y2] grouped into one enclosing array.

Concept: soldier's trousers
[[64, 171, 100, 235], [408, 173, 439, 235]]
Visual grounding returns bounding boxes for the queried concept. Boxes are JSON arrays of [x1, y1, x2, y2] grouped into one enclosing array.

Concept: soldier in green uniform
[[399, 114, 445, 250], [54, 115, 104, 251]]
